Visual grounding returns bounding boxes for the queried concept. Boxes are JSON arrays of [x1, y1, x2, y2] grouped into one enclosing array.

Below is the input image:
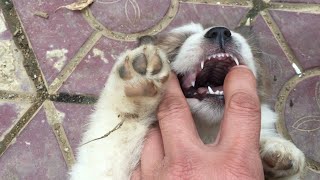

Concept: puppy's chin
[[187, 98, 224, 125]]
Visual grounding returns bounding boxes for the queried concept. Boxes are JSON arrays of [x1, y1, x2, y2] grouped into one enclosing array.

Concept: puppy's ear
[[152, 23, 203, 62], [153, 32, 189, 62], [137, 34, 188, 62], [137, 35, 156, 45]]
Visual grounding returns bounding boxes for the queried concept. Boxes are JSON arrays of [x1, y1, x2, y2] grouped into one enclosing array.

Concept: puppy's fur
[[69, 23, 305, 180]]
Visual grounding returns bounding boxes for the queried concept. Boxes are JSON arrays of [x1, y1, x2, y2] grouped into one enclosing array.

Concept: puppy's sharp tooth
[[208, 86, 214, 94], [217, 54, 221, 58], [201, 61, 204, 69], [221, 91, 224, 95], [214, 90, 219, 95], [221, 53, 225, 57], [212, 54, 217, 58], [225, 53, 229, 57], [191, 81, 195, 87], [234, 57, 240, 66]]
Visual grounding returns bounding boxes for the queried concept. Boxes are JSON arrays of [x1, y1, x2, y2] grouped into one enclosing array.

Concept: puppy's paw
[[117, 45, 170, 98], [260, 137, 305, 179]]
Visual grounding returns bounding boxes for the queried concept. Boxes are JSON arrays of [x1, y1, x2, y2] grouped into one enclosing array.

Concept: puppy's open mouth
[[178, 52, 242, 100]]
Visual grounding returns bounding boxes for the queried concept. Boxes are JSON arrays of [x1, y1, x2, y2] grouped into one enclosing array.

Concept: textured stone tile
[[0, 40, 35, 92], [0, 10, 35, 92], [164, 3, 249, 31], [55, 102, 94, 151], [0, 9, 12, 40], [12, 0, 93, 85], [284, 76, 320, 163], [270, 10, 320, 70], [58, 37, 136, 95], [90, 0, 171, 33], [252, 15, 296, 106], [272, 0, 320, 3], [0, 101, 31, 138], [0, 108, 68, 180]]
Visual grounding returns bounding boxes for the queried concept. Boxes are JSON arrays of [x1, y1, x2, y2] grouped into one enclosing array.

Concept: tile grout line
[[82, 0, 179, 41], [0, 90, 36, 102], [260, 10, 304, 73], [1, 0, 49, 96], [269, 2, 320, 14], [0, 0, 318, 177], [43, 101, 75, 169], [180, 0, 251, 6], [238, 0, 269, 27], [0, 0, 49, 157], [0, 100, 43, 156], [48, 31, 103, 94], [275, 67, 320, 171], [49, 93, 97, 105]]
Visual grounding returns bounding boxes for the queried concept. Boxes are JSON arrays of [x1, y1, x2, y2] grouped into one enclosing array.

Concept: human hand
[[132, 66, 264, 180]]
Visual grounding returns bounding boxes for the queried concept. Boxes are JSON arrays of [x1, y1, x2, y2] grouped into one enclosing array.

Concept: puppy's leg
[[260, 104, 306, 180], [69, 45, 170, 180]]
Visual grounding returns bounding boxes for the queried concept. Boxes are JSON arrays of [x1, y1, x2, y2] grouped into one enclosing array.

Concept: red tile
[[5, 0, 320, 178], [270, 10, 320, 70], [0, 9, 35, 93], [90, 0, 171, 33], [272, 0, 320, 3], [0, 108, 68, 180], [0, 102, 32, 137], [58, 37, 136, 95], [164, 3, 249, 31], [55, 102, 94, 150], [0, 9, 12, 40], [284, 76, 320, 163], [12, 0, 94, 85], [252, 15, 296, 106]]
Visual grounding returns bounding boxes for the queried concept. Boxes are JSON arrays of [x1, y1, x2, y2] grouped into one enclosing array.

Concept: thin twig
[[81, 120, 124, 146]]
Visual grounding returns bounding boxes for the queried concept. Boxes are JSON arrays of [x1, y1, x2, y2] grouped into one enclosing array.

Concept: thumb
[[218, 65, 261, 150]]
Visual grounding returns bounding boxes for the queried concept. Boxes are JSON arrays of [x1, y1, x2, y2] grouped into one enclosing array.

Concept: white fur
[[171, 33, 204, 73], [231, 32, 257, 77], [69, 45, 170, 180], [171, 22, 204, 34], [70, 23, 305, 180]]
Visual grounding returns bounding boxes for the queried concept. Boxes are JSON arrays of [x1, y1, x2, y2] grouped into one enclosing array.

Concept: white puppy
[[69, 23, 305, 180]]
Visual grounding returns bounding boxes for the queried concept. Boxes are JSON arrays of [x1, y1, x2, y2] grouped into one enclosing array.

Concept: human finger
[[218, 66, 261, 150], [140, 127, 164, 179], [157, 73, 201, 156]]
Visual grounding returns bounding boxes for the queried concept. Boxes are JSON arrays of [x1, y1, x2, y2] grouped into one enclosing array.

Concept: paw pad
[[263, 151, 293, 170], [117, 45, 170, 97], [132, 54, 147, 75]]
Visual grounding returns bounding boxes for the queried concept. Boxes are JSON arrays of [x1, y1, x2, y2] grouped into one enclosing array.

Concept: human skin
[[132, 66, 264, 180]]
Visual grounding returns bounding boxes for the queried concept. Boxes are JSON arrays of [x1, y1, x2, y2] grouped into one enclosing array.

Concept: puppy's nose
[[204, 27, 231, 49]]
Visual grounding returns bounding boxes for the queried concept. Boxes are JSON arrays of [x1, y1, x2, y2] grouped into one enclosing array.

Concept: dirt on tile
[[0, 0, 48, 101]]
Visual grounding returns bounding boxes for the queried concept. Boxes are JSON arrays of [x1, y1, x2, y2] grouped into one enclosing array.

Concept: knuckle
[[157, 94, 190, 120], [166, 158, 197, 179], [228, 91, 260, 115]]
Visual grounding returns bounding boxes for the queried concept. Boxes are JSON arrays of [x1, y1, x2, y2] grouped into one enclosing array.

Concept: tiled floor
[[0, 0, 319, 179]]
